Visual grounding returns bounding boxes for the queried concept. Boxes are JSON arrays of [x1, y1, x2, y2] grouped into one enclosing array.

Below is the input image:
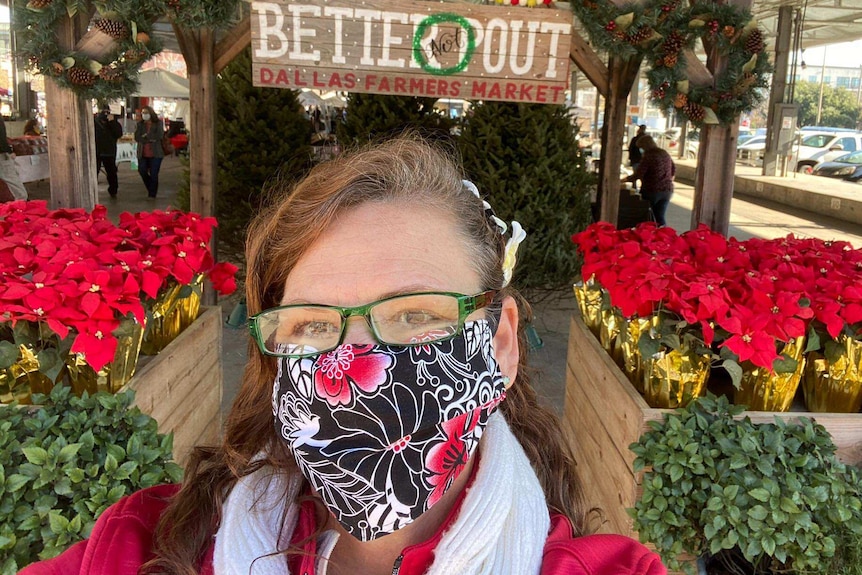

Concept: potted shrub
[[629, 394, 862, 575], [0, 386, 183, 574]]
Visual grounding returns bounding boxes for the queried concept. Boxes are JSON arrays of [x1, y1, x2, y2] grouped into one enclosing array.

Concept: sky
[[802, 41, 862, 69]]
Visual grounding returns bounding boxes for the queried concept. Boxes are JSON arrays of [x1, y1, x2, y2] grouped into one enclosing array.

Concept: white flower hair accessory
[[462, 180, 527, 287]]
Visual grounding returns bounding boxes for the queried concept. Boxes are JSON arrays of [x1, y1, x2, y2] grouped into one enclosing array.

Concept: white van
[[790, 131, 862, 174]]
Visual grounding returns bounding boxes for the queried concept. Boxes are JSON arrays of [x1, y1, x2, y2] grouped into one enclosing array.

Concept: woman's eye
[[396, 310, 439, 325]]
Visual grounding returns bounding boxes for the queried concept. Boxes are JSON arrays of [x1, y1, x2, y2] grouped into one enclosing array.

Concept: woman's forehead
[[280, 201, 481, 306]]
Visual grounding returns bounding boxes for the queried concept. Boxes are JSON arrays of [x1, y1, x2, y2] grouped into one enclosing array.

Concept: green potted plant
[[629, 394, 862, 575], [0, 386, 183, 574]]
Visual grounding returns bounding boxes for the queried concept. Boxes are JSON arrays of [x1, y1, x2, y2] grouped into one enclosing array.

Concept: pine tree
[[457, 102, 594, 291], [337, 93, 454, 148], [178, 48, 313, 260]]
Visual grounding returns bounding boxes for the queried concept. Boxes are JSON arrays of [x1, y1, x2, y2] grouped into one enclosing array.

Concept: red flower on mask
[[313, 345, 393, 406], [425, 409, 480, 506]]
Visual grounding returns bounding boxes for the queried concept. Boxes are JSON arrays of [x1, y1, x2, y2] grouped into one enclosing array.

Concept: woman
[[23, 137, 666, 575], [23, 118, 41, 136], [134, 106, 165, 199], [623, 135, 675, 226]]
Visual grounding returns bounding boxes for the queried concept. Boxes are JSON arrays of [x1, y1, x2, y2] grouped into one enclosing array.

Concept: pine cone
[[68, 67, 96, 87], [99, 66, 124, 83], [95, 19, 130, 40], [662, 31, 684, 54], [123, 49, 147, 63], [745, 29, 765, 54], [627, 26, 653, 45], [663, 53, 678, 67], [26, 0, 52, 9], [674, 93, 688, 108], [683, 102, 705, 122]]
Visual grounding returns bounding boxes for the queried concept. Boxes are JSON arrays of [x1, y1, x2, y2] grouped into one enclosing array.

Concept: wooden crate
[[563, 312, 862, 538], [125, 306, 224, 467]]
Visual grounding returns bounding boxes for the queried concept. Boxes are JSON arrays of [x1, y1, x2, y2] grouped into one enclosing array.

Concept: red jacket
[[22, 484, 666, 575]]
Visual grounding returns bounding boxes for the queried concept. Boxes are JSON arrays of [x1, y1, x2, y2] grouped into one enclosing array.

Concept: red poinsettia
[[1, 202, 238, 373]]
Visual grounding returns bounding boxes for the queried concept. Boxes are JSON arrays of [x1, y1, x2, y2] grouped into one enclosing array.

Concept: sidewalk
[[23, 158, 862, 420]]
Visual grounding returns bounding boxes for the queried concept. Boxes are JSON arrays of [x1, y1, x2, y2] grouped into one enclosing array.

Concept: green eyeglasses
[[248, 291, 497, 358]]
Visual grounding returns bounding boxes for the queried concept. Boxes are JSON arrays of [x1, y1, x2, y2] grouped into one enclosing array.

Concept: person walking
[[134, 106, 165, 200], [0, 116, 27, 202], [94, 105, 123, 198], [623, 135, 675, 227]]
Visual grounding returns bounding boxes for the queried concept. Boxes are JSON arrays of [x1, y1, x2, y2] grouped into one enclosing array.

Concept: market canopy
[[133, 68, 190, 99]]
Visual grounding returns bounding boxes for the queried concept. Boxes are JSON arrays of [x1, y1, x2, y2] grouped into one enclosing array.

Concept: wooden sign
[[250, 0, 573, 104]]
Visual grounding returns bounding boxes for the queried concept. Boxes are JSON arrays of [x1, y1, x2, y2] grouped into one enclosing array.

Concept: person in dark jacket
[[623, 135, 675, 226], [628, 124, 647, 171], [94, 105, 123, 198], [133, 106, 165, 199]]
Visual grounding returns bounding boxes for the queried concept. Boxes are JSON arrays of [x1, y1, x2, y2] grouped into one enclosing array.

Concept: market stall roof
[[753, 0, 862, 48], [132, 68, 190, 99]]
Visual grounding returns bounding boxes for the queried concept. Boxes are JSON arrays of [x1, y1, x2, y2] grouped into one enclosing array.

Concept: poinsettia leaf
[[722, 359, 743, 389], [804, 327, 821, 353], [772, 354, 797, 374], [638, 333, 661, 359], [824, 339, 844, 364], [37, 348, 66, 383]]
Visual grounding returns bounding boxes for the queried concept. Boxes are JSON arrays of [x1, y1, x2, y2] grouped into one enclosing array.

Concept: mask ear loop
[[462, 180, 527, 288]]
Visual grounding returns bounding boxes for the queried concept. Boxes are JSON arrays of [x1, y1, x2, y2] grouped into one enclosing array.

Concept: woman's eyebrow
[[279, 285, 441, 307]]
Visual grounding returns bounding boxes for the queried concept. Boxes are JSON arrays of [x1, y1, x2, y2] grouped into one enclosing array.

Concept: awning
[[133, 68, 190, 99]]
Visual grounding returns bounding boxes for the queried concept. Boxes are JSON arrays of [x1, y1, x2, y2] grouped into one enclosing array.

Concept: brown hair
[[141, 106, 158, 122], [144, 136, 590, 574]]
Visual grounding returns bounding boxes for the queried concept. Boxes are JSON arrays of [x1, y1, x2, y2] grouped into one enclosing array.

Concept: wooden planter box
[[126, 306, 224, 467], [563, 312, 862, 538]]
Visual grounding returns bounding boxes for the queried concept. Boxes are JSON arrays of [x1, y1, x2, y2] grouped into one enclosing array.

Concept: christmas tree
[[337, 92, 454, 148], [179, 48, 312, 260], [458, 102, 594, 291]]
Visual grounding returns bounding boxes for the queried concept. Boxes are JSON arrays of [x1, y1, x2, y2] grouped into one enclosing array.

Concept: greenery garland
[[646, 2, 771, 126], [570, 0, 678, 58], [570, 0, 771, 127], [14, 0, 164, 102], [166, 0, 239, 30]]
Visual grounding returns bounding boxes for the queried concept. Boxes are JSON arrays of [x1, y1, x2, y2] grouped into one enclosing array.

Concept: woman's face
[[281, 199, 519, 377]]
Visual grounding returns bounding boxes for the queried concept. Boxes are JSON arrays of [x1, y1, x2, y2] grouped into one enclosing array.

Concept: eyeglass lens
[[257, 293, 465, 355]]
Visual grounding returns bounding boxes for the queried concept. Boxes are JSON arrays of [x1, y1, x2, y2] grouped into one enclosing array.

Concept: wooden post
[[175, 25, 218, 305], [45, 12, 97, 210], [598, 55, 642, 226], [762, 5, 792, 176], [689, 0, 752, 236]]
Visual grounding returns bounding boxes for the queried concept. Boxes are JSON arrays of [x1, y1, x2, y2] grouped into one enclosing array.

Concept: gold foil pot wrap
[[803, 335, 862, 413], [735, 336, 806, 412], [573, 281, 602, 337], [599, 308, 622, 359], [142, 275, 204, 355], [66, 319, 145, 395], [642, 349, 711, 409], [0, 345, 53, 404], [617, 316, 653, 393]]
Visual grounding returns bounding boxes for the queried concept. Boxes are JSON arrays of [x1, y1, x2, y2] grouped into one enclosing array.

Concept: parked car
[[811, 151, 862, 182], [736, 135, 767, 164], [790, 131, 862, 174]]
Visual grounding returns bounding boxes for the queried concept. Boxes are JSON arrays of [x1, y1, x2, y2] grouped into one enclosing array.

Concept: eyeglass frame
[[247, 290, 499, 358]]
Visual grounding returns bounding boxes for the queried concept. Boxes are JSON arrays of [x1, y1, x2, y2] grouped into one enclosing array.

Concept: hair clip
[[462, 180, 526, 287]]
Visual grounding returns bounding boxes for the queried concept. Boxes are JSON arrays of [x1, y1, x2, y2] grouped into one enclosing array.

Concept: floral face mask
[[272, 319, 507, 541]]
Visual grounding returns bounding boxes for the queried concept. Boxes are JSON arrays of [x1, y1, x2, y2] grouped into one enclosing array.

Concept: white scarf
[[214, 412, 550, 575]]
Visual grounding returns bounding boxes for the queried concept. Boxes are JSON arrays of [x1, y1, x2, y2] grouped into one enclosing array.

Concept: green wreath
[[570, 0, 771, 127], [14, 0, 165, 101], [570, 0, 680, 58], [646, 2, 771, 126], [166, 0, 239, 30]]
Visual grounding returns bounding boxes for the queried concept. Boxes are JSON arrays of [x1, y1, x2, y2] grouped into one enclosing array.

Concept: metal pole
[[857, 65, 862, 106], [815, 47, 827, 125]]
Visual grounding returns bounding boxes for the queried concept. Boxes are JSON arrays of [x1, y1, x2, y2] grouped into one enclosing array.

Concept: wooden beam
[[598, 55, 642, 226], [689, 0, 753, 235], [187, 27, 218, 306], [46, 7, 97, 209], [173, 23, 201, 74], [569, 31, 609, 98], [214, 15, 251, 74]]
